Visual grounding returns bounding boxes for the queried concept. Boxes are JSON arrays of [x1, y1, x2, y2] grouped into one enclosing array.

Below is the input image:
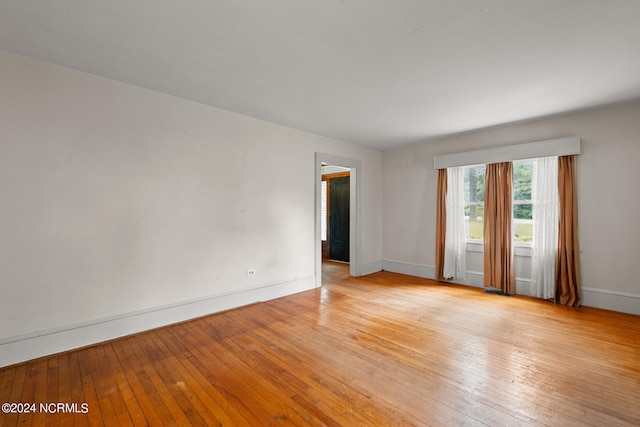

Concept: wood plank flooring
[[1, 262, 640, 426]]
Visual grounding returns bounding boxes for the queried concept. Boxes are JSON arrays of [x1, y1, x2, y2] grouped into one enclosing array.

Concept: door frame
[[315, 153, 361, 286]]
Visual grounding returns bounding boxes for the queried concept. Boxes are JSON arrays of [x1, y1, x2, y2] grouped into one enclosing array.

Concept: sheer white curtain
[[443, 166, 467, 279], [531, 156, 559, 299]]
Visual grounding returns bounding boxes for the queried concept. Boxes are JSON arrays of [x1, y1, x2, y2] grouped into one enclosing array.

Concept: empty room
[[1, 1, 639, 425]]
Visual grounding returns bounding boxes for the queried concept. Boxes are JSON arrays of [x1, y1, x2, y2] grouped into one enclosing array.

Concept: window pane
[[513, 202, 532, 220], [464, 166, 485, 204], [514, 218, 533, 242], [464, 166, 485, 240], [466, 213, 484, 240], [513, 161, 533, 243], [459, 162, 537, 243], [513, 161, 532, 201]]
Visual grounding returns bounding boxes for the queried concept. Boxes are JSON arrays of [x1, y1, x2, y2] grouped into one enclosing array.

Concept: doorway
[[315, 153, 361, 287]]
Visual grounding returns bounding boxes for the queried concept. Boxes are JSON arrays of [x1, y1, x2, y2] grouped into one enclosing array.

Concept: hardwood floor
[[1, 262, 639, 426]]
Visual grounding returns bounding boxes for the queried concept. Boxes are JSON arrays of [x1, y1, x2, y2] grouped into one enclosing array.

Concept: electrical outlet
[[246, 269, 256, 277]]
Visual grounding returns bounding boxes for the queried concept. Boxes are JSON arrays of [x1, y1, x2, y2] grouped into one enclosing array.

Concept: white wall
[[382, 101, 640, 314], [0, 50, 382, 366]]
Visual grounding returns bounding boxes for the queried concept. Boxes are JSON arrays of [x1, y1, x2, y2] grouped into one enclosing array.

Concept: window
[[463, 165, 485, 240], [462, 161, 534, 244], [435, 138, 579, 300], [513, 160, 533, 243]]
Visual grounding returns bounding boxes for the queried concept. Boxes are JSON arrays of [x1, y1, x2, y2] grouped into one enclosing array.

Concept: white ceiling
[[1, 1, 639, 150]]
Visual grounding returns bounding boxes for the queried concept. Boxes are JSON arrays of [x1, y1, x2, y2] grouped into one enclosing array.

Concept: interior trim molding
[[434, 136, 581, 169], [361, 260, 383, 276], [381, 259, 436, 280], [581, 287, 640, 315], [0, 274, 316, 368]]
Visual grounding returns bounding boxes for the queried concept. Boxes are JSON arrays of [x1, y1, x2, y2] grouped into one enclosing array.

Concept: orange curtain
[[556, 156, 581, 306], [435, 169, 447, 281], [483, 162, 515, 294]]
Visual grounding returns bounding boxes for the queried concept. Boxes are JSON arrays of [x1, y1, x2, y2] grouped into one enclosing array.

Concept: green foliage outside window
[[462, 162, 534, 242], [513, 162, 533, 220]]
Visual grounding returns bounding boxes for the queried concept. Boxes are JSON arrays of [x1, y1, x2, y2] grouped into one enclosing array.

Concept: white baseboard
[[381, 259, 436, 279], [381, 260, 640, 315], [581, 287, 640, 315], [381, 260, 482, 288], [0, 275, 316, 368], [455, 270, 484, 288], [453, 270, 532, 294], [360, 260, 382, 276]]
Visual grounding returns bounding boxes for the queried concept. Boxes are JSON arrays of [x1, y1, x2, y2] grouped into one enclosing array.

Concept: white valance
[[434, 136, 580, 169]]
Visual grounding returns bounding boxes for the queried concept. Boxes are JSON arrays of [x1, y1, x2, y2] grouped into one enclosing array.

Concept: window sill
[[465, 240, 483, 252], [465, 240, 532, 257]]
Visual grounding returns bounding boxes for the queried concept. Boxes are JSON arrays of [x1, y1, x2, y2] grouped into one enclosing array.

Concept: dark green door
[[329, 176, 350, 262]]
